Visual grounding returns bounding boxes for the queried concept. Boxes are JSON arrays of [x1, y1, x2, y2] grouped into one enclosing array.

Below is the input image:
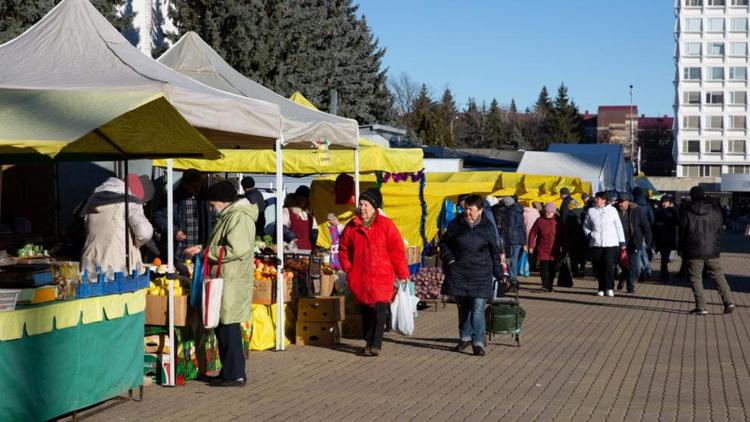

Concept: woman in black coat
[[653, 194, 680, 283], [440, 195, 503, 356]]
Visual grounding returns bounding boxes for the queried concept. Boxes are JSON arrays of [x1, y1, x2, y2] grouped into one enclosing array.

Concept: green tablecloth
[[0, 311, 144, 420]]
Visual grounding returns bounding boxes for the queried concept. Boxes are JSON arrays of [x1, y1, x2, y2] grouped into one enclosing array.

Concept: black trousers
[[539, 260, 557, 291], [591, 246, 618, 292], [215, 323, 245, 380], [659, 248, 672, 282], [360, 302, 387, 350]]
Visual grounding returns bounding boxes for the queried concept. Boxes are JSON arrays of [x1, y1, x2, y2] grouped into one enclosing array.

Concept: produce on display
[[17, 244, 49, 258], [412, 267, 445, 299], [148, 274, 190, 296]]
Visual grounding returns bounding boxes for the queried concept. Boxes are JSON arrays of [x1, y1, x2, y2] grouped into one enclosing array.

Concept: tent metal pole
[[354, 128, 361, 199], [124, 160, 130, 272], [166, 160, 176, 386], [275, 138, 285, 351]]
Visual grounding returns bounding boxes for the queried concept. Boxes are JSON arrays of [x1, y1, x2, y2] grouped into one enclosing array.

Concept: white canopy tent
[[547, 144, 632, 193], [159, 32, 361, 350], [517, 151, 610, 193], [0, 0, 287, 384]]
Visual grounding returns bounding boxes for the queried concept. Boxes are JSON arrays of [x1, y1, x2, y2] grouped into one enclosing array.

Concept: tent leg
[[275, 138, 285, 351], [354, 134, 360, 200], [166, 160, 176, 386], [124, 160, 130, 272]]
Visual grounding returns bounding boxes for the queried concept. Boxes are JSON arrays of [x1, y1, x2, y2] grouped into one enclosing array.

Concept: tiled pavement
[[73, 234, 750, 421]]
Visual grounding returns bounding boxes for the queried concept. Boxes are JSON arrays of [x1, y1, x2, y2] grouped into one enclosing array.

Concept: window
[[730, 42, 747, 56], [708, 42, 725, 56], [730, 115, 747, 129], [685, 18, 703, 32], [683, 165, 700, 177], [706, 91, 724, 104], [731, 0, 748, 5], [707, 116, 724, 129], [683, 139, 701, 152], [684, 91, 701, 104], [683, 116, 701, 129], [703, 165, 721, 177], [730, 91, 747, 104], [730, 66, 747, 81], [685, 42, 702, 56], [707, 18, 725, 32], [728, 139, 746, 153], [708, 66, 725, 80], [729, 165, 750, 174], [684, 67, 702, 80], [708, 0, 726, 5], [707, 139, 723, 152], [730, 17, 748, 31], [685, 0, 702, 5]]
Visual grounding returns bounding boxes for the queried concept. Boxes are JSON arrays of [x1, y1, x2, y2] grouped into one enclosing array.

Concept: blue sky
[[357, 0, 675, 117]]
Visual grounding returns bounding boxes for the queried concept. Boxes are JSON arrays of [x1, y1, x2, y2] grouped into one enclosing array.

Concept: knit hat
[[690, 186, 705, 201], [207, 181, 237, 202], [359, 187, 382, 209], [501, 196, 515, 206], [126, 173, 144, 201], [241, 176, 255, 190], [559, 187, 570, 196], [544, 202, 556, 213]]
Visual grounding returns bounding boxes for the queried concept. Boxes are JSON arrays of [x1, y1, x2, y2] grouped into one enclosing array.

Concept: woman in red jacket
[[339, 188, 410, 356], [528, 202, 563, 292]]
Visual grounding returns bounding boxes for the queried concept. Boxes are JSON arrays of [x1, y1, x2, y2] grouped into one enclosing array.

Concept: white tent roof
[[0, 0, 283, 146], [517, 151, 609, 193], [547, 143, 632, 192], [158, 32, 358, 148]]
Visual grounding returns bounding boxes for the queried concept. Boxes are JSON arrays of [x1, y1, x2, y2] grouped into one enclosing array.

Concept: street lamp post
[[629, 84, 636, 174]]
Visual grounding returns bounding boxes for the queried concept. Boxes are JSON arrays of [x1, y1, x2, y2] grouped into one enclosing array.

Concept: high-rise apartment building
[[675, 0, 750, 178]]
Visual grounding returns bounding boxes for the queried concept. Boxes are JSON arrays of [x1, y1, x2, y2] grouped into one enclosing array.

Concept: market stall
[[157, 32, 370, 351]]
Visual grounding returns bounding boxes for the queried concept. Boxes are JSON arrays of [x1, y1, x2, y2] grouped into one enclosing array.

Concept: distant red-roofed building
[[638, 115, 675, 176], [596, 105, 639, 161]]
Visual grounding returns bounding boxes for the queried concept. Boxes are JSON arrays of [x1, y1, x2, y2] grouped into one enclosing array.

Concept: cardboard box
[[342, 313, 363, 339], [345, 296, 360, 315], [295, 321, 341, 346], [145, 295, 187, 327], [252, 278, 293, 305], [297, 296, 345, 322], [319, 273, 336, 297]]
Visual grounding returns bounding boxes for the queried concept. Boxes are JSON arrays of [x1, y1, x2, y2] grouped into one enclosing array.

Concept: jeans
[[637, 242, 651, 277], [215, 323, 246, 380], [539, 260, 557, 291], [507, 244, 522, 284], [619, 250, 640, 291], [688, 258, 734, 310], [360, 303, 387, 350], [591, 246, 619, 292], [456, 296, 487, 346]]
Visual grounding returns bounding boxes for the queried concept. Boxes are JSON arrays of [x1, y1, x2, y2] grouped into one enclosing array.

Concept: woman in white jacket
[[583, 191, 626, 297], [81, 175, 154, 274]]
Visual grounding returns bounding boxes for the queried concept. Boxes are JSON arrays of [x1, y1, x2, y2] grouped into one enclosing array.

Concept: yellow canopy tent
[[0, 89, 221, 161], [311, 171, 591, 250]]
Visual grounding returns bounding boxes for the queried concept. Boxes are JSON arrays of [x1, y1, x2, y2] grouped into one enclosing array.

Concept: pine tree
[[0, 0, 133, 44], [485, 98, 506, 149], [412, 84, 437, 145], [433, 88, 457, 146], [549, 82, 582, 143], [509, 98, 518, 115], [534, 86, 553, 116]]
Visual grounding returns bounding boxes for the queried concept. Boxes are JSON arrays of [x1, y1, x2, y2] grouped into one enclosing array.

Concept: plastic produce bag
[[518, 251, 530, 277], [390, 283, 415, 336]]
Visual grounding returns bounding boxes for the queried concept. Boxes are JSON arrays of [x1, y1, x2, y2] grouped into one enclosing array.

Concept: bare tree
[[388, 72, 421, 129]]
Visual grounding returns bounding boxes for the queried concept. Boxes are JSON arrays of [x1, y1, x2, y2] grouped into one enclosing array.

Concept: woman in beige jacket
[[80, 175, 153, 274]]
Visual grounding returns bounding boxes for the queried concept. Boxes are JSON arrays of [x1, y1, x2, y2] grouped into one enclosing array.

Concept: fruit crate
[[75, 282, 103, 298]]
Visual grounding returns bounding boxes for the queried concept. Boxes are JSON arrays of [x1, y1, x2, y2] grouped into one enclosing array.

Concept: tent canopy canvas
[[547, 143, 632, 192], [0, 0, 283, 148], [517, 151, 609, 194], [158, 31, 357, 148], [0, 89, 220, 161]]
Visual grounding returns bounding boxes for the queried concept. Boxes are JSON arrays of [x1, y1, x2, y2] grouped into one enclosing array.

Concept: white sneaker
[[606, 289, 614, 297], [597, 291, 604, 296]]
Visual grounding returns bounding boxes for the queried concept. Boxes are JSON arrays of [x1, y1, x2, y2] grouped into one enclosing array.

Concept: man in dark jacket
[[616, 193, 652, 294], [241, 176, 266, 234], [632, 187, 655, 281], [653, 194, 680, 283], [153, 169, 212, 267], [440, 195, 503, 356], [501, 196, 525, 291], [680, 186, 735, 315]]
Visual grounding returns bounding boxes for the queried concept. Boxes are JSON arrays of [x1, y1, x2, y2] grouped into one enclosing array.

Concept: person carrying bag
[[202, 247, 224, 329]]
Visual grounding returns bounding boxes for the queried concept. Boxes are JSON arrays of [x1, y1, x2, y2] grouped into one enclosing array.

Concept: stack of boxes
[[342, 297, 363, 339], [296, 296, 345, 346]]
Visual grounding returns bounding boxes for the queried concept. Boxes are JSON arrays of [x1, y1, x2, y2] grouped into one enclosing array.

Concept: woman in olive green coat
[[187, 181, 257, 387]]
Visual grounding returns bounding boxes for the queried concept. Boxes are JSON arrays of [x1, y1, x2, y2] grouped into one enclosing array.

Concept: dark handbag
[[557, 257, 573, 287]]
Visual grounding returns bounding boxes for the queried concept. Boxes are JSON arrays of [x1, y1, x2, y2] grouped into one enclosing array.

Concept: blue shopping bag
[[518, 251, 530, 278], [190, 254, 204, 307]]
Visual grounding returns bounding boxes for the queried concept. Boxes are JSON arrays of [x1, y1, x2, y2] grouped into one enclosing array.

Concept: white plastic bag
[[201, 248, 224, 329], [391, 282, 415, 336]]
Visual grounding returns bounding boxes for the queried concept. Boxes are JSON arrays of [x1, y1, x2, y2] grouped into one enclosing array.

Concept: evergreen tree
[[549, 82, 582, 143], [455, 98, 486, 148], [534, 86, 553, 116], [509, 98, 518, 115], [0, 0, 133, 44], [433, 88, 457, 146], [412, 84, 437, 145], [485, 98, 506, 149]]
